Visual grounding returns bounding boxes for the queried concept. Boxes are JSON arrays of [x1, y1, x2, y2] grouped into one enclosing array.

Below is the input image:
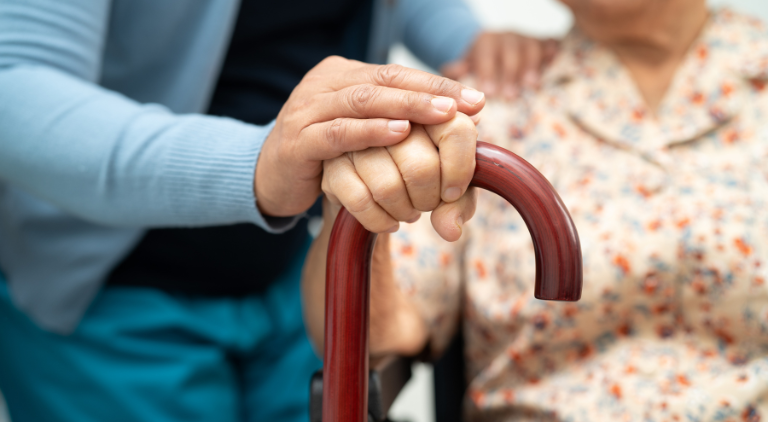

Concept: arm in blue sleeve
[[395, 0, 482, 70], [0, 0, 293, 231]]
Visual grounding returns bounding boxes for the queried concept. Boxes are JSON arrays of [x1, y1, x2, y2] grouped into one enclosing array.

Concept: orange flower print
[[613, 254, 631, 274], [635, 184, 653, 198], [734, 238, 752, 256], [676, 374, 691, 387], [509, 125, 525, 140], [470, 389, 485, 407], [631, 107, 645, 122], [696, 45, 708, 61], [439, 252, 452, 267], [400, 244, 414, 256], [721, 82, 735, 97], [714, 328, 735, 345], [609, 383, 623, 400], [474, 259, 487, 279], [742, 405, 760, 422], [723, 129, 740, 144], [552, 123, 567, 138], [617, 322, 632, 337]]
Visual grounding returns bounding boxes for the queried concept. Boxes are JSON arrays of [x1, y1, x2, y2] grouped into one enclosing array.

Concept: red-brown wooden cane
[[323, 141, 583, 422]]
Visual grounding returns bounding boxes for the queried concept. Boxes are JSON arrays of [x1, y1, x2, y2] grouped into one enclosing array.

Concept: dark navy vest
[[107, 0, 372, 295]]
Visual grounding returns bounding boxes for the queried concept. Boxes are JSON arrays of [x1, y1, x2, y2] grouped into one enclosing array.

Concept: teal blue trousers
[[0, 246, 321, 422]]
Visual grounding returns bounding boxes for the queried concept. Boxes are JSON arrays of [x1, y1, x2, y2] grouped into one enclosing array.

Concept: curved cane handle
[[323, 141, 583, 422]]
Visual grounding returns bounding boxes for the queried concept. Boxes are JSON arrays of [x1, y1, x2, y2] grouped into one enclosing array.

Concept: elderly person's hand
[[321, 113, 479, 241], [303, 114, 479, 356], [441, 32, 559, 100], [255, 56, 485, 219]]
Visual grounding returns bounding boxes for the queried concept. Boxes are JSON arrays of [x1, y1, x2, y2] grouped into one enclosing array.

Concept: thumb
[[430, 188, 478, 242]]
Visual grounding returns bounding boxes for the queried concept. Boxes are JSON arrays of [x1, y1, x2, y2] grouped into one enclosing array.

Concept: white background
[[1, 1, 766, 422]]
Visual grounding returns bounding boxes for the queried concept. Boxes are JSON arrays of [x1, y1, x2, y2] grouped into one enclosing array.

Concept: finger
[[386, 125, 442, 212], [317, 85, 459, 125], [441, 60, 470, 80], [325, 60, 486, 114], [500, 34, 524, 100], [542, 39, 561, 67], [351, 147, 420, 222], [322, 155, 399, 233], [521, 38, 543, 90], [430, 188, 478, 242], [302, 118, 411, 161], [423, 113, 477, 203], [472, 34, 500, 97]]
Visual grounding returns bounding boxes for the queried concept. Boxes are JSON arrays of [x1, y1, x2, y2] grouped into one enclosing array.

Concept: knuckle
[[348, 84, 377, 111], [430, 76, 456, 97], [325, 118, 347, 148], [414, 194, 441, 212], [288, 96, 313, 116], [375, 64, 406, 86], [402, 156, 439, 187], [320, 55, 345, 67], [455, 112, 479, 133], [400, 91, 422, 116], [435, 113, 477, 142], [345, 189, 375, 215], [370, 178, 401, 204], [365, 215, 397, 233]]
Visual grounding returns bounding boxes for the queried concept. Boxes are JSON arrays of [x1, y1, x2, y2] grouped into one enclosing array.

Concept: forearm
[[301, 200, 429, 357], [0, 0, 295, 231], [0, 65, 293, 230], [301, 205, 333, 354]]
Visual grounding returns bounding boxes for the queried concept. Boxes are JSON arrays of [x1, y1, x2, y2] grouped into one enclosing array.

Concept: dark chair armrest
[[310, 355, 413, 422]]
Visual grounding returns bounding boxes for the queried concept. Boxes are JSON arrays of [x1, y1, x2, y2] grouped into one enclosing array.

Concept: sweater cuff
[[163, 116, 301, 234]]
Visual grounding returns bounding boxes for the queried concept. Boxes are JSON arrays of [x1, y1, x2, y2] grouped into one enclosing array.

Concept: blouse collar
[[541, 9, 768, 153]]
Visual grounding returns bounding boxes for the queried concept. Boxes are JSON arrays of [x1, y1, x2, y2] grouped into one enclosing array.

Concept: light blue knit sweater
[[0, 0, 480, 333]]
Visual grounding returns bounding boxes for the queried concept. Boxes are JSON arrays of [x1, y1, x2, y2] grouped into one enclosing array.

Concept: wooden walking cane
[[323, 141, 583, 422]]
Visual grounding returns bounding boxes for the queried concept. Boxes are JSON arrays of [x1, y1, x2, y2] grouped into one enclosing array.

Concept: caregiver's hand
[[442, 31, 560, 100], [321, 113, 479, 242], [255, 56, 486, 218]]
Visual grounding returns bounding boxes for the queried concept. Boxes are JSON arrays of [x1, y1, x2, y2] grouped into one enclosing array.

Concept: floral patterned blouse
[[390, 10, 768, 422]]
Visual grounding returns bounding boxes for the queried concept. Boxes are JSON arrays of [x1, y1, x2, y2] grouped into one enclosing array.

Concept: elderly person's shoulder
[[704, 9, 768, 83], [477, 8, 768, 155]]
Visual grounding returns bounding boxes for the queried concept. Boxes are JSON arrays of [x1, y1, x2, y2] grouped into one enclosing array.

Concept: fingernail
[[470, 113, 481, 125], [443, 187, 461, 202], [431, 96, 455, 113], [385, 224, 400, 233], [461, 89, 484, 105], [481, 81, 497, 96], [455, 217, 464, 235], [388, 119, 409, 133]]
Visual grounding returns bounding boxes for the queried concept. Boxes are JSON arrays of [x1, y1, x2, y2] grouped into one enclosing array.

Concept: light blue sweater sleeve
[[396, 0, 482, 70], [0, 0, 287, 230]]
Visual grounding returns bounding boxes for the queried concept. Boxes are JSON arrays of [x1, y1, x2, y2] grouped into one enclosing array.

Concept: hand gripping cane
[[323, 141, 583, 422]]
